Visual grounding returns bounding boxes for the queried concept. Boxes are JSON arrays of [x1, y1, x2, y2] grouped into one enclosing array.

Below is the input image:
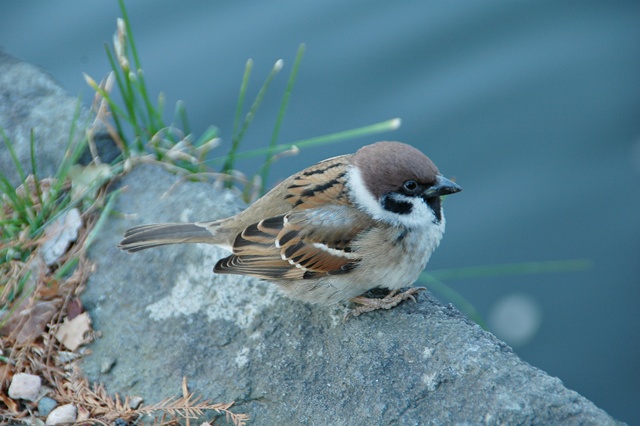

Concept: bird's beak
[[424, 175, 462, 198]]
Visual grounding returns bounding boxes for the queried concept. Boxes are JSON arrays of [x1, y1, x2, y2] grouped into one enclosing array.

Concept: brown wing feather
[[215, 254, 302, 280], [214, 205, 369, 280], [198, 155, 353, 247], [283, 156, 351, 208]]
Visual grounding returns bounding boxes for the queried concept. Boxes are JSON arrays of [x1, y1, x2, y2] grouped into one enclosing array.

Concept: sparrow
[[119, 141, 462, 317]]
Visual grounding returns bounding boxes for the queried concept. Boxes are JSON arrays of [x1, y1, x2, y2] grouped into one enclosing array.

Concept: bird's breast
[[348, 220, 445, 291]]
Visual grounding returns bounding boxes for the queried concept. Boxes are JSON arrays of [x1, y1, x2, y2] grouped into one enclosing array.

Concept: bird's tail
[[118, 222, 218, 252]]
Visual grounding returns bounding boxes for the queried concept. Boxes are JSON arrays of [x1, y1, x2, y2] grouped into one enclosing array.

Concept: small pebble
[[38, 397, 58, 417], [129, 395, 144, 409], [100, 356, 117, 374], [8, 373, 42, 401], [46, 404, 77, 425]]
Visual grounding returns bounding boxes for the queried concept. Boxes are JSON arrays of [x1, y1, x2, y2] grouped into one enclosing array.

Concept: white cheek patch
[[346, 166, 442, 229], [345, 166, 385, 218]]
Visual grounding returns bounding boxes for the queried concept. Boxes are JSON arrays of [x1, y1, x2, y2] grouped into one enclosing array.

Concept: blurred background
[[2, 1, 638, 422]]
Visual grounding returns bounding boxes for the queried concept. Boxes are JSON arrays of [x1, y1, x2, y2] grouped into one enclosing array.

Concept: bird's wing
[[282, 155, 351, 208], [214, 205, 368, 280]]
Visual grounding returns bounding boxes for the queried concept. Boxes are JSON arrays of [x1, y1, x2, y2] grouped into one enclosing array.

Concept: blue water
[[3, 1, 639, 422]]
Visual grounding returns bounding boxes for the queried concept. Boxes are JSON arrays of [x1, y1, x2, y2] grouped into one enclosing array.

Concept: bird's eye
[[403, 180, 419, 193]]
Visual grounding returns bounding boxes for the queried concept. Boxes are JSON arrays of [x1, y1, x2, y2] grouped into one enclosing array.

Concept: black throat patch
[[381, 193, 413, 215], [425, 196, 442, 222]]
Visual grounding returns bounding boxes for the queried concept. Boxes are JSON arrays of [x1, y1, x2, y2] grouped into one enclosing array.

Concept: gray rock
[[100, 356, 117, 374], [80, 164, 623, 425], [8, 373, 41, 401], [0, 50, 117, 187], [37, 396, 58, 417], [0, 50, 84, 186], [129, 395, 144, 410], [45, 403, 77, 425]]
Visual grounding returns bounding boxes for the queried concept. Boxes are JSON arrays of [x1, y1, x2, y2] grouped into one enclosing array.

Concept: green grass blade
[[3, 270, 32, 305], [130, 69, 160, 134], [54, 256, 80, 280], [29, 129, 39, 179], [1, 128, 28, 185], [0, 173, 28, 225], [0, 129, 37, 229], [195, 126, 219, 147], [118, 0, 163, 133], [233, 60, 253, 140], [118, 0, 138, 68], [85, 67, 128, 127], [209, 117, 401, 164], [260, 43, 305, 192], [29, 130, 47, 223], [224, 59, 254, 174], [176, 100, 191, 137], [54, 100, 85, 184], [83, 188, 120, 251], [231, 60, 283, 157], [104, 46, 132, 117], [419, 272, 487, 329]]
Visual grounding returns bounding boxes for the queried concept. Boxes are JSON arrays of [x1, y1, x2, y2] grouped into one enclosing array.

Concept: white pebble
[[46, 404, 77, 425], [129, 395, 144, 409], [8, 373, 41, 401], [41, 208, 82, 265]]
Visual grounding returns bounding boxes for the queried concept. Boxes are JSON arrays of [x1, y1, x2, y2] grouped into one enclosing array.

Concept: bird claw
[[344, 287, 426, 320]]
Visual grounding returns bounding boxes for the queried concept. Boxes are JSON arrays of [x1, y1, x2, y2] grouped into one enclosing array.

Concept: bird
[[118, 141, 462, 317]]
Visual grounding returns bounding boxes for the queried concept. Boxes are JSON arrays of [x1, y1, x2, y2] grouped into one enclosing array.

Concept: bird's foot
[[345, 287, 426, 320]]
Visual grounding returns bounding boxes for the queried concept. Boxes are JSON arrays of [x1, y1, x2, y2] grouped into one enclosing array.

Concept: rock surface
[[0, 50, 117, 187], [0, 50, 85, 187], [1, 50, 624, 426], [80, 164, 622, 425]]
